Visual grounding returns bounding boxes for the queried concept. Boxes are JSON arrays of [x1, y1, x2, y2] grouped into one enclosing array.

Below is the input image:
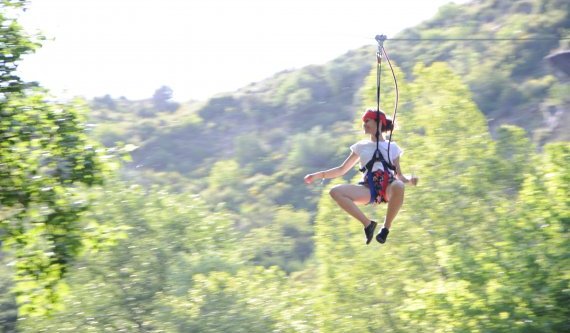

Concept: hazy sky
[[17, 0, 469, 101]]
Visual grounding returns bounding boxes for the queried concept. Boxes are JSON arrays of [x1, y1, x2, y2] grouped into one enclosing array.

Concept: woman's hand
[[304, 173, 319, 184], [409, 176, 419, 186], [399, 174, 418, 186]]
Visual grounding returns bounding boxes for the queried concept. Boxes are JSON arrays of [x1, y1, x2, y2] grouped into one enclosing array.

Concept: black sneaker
[[364, 221, 377, 245], [376, 227, 390, 244]]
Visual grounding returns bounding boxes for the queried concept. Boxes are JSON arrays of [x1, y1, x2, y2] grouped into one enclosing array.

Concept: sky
[[17, 0, 470, 102]]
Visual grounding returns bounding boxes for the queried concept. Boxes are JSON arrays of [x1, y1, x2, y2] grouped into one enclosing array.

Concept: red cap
[[361, 109, 387, 126]]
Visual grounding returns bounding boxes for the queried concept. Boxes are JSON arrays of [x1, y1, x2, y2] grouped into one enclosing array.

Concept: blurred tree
[[159, 267, 295, 332], [492, 125, 535, 193], [0, 1, 113, 317], [234, 133, 268, 171], [1, 92, 113, 316], [91, 94, 116, 111], [284, 127, 342, 171], [0, 257, 16, 333], [312, 62, 506, 332], [152, 85, 179, 112], [391, 63, 568, 332], [0, 0, 41, 96], [313, 179, 372, 332], [513, 142, 569, 331], [239, 205, 313, 272], [203, 160, 246, 210], [16, 182, 243, 332]]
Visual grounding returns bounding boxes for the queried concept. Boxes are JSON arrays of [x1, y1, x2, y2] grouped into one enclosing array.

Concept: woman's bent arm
[[304, 152, 359, 184]]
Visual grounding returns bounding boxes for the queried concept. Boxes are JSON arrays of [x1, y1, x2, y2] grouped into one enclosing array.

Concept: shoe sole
[[365, 222, 377, 245], [376, 230, 388, 244]]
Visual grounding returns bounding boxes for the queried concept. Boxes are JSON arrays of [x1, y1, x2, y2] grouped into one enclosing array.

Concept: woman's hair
[[382, 117, 394, 133], [361, 109, 394, 133]]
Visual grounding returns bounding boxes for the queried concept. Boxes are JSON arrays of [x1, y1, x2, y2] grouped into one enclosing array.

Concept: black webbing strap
[[375, 35, 383, 158]]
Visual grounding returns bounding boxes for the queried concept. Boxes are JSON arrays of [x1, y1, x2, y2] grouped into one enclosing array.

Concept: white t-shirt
[[350, 140, 402, 172]]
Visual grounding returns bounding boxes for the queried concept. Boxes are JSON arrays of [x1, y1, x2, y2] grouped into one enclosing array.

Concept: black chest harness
[[359, 140, 396, 204]]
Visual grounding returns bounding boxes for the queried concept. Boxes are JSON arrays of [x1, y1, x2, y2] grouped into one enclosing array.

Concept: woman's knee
[[329, 185, 341, 199], [390, 180, 405, 195]]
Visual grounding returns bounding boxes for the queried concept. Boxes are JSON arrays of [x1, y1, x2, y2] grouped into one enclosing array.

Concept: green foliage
[[546, 79, 570, 104], [284, 127, 343, 170], [202, 159, 246, 210], [239, 205, 313, 272], [0, 255, 17, 333], [0, 91, 115, 316], [91, 94, 116, 111], [0, 1, 116, 318], [492, 125, 535, 192], [6, 0, 569, 330], [15, 182, 283, 332], [390, 0, 570, 139], [0, 0, 42, 96], [475, 142, 570, 332], [309, 62, 569, 333], [158, 266, 319, 333]]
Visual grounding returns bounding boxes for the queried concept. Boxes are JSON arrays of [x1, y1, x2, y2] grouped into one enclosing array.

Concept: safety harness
[[359, 113, 396, 204], [359, 35, 399, 204]]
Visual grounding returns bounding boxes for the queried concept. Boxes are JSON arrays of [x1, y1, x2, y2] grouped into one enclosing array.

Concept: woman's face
[[363, 118, 377, 134]]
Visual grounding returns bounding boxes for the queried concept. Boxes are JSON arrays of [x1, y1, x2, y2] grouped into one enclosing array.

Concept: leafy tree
[[152, 85, 179, 112], [389, 0, 570, 139], [492, 125, 535, 193], [0, 0, 41, 96], [91, 94, 116, 111], [239, 205, 313, 272], [284, 127, 343, 171], [0, 256, 16, 333], [159, 268, 287, 332], [392, 64, 567, 332], [202, 159, 246, 210], [17, 182, 241, 332], [0, 1, 113, 316], [312, 62, 507, 332], [1, 92, 114, 316], [462, 142, 570, 332]]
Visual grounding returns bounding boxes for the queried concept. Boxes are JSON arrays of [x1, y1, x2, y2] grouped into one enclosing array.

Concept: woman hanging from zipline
[[303, 109, 417, 245], [304, 35, 418, 245]]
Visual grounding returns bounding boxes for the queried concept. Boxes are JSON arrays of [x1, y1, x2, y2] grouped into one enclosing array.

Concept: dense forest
[[1, 0, 569, 332]]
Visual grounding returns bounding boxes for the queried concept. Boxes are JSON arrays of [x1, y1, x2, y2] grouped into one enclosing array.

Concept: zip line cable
[[384, 37, 570, 42], [327, 33, 570, 44]]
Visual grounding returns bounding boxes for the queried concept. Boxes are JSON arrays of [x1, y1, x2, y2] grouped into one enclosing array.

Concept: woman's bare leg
[[329, 184, 371, 227], [384, 180, 405, 229]]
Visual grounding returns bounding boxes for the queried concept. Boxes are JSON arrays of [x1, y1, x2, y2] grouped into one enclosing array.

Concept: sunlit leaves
[[0, 1, 117, 317], [311, 61, 568, 332], [0, 91, 114, 316], [16, 183, 250, 332]]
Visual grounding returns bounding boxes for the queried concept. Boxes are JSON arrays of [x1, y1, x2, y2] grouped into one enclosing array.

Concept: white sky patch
[[17, 0, 470, 101]]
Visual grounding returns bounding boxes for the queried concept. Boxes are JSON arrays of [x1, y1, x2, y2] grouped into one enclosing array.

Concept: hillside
[[90, 47, 373, 180], [90, 0, 570, 172], [86, 0, 570, 267], [388, 0, 570, 144]]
